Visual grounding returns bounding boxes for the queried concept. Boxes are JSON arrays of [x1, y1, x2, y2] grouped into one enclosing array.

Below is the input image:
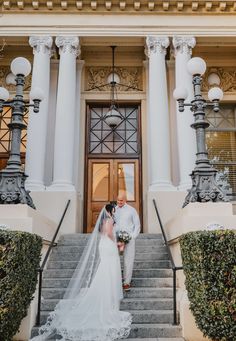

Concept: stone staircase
[[31, 233, 184, 340]]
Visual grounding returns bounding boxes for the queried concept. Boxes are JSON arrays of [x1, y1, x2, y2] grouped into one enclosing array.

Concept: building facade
[[1, 2, 236, 341], [0, 2, 236, 232]]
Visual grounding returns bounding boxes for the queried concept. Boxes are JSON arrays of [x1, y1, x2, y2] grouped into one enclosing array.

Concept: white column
[[25, 36, 52, 190], [146, 36, 174, 191], [74, 60, 84, 191], [50, 36, 80, 190], [173, 36, 197, 190]]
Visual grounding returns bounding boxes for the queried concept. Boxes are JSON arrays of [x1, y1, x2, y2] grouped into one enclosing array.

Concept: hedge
[[0, 229, 42, 341], [180, 230, 236, 341]]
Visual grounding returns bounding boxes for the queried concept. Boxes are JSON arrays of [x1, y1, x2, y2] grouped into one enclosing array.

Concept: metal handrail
[[152, 199, 183, 325], [36, 199, 71, 326]]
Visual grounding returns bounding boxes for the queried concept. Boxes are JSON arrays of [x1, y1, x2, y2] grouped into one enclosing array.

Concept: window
[[88, 105, 140, 156], [0, 106, 28, 170], [206, 104, 236, 196]]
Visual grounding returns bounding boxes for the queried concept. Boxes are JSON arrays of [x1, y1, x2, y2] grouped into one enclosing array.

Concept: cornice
[[2, 1, 236, 14]]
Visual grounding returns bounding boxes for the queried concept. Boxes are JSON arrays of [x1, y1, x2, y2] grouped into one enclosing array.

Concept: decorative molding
[[172, 36, 196, 56], [2, 1, 236, 13], [85, 66, 143, 91], [55, 36, 80, 56], [32, 1, 39, 9], [29, 36, 53, 55], [146, 36, 169, 57], [202, 67, 236, 93], [0, 66, 32, 91]]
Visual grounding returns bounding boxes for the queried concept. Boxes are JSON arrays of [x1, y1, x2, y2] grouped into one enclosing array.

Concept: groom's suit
[[115, 204, 140, 285]]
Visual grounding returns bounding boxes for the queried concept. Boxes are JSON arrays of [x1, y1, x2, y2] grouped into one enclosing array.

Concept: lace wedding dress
[[31, 209, 132, 341]]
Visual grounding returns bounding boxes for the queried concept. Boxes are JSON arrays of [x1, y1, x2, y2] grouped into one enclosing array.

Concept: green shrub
[[180, 230, 236, 341], [0, 229, 42, 341]]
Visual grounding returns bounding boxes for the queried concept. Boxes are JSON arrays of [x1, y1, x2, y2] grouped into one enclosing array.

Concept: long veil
[[31, 207, 107, 340]]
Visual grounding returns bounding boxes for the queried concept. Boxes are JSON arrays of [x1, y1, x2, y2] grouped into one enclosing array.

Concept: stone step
[[47, 260, 171, 270], [49, 251, 169, 261], [128, 339, 185, 341], [38, 309, 175, 325], [52, 244, 166, 253], [41, 298, 174, 312], [51, 245, 167, 254], [121, 300, 173, 311], [57, 238, 165, 246], [42, 277, 173, 289], [128, 324, 182, 338], [129, 310, 175, 324], [43, 268, 173, 279], [31, 324, 182, 339], [59, 233, 163, 240], [42, 287, 174, 300]]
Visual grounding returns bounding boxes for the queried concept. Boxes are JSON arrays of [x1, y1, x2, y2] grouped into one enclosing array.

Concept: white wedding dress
[[31, 212, 132, 341]]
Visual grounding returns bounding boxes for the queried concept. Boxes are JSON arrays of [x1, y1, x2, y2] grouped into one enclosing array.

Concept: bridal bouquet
[[117, 231, 131, 252]]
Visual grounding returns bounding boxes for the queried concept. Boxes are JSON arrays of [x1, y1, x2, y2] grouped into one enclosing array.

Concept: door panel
[[86, 159, 140, 232]]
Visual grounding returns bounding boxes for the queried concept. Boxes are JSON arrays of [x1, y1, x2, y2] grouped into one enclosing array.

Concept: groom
[[114, 191, 140, 292]]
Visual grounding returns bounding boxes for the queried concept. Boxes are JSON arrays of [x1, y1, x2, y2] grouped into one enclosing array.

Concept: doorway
[[84, 104, 142, 232], [86, 159, 140, 232]]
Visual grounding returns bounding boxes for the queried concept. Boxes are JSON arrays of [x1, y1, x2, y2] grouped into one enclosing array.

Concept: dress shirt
[[114, 204, 140, 239]]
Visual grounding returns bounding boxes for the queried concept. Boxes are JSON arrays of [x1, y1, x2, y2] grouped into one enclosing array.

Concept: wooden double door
[[86, 158, 140, 232]]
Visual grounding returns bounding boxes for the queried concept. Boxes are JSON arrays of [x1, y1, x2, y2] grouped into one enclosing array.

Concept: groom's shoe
[[123, 283, 131, 292]]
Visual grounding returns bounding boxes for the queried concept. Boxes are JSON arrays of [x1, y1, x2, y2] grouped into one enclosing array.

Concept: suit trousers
[[123, 238, 135, 285]]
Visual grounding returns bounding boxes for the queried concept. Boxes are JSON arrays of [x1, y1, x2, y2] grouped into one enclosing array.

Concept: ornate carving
[[202, 67, 236, 93], [86, 66, 142, 91], [145, 36, 169, 57], [55, 36, 80, 57], [215, 168, 232, 199], [0, 66, 31, 91], [172, 36, 196, 56], [29, 36, 53, 55], [0, 170, 35, 208], [183, 168, 228, 208]]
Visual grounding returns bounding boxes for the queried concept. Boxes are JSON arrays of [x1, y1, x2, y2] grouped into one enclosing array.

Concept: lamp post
[[0, 57, 43, 208], [173, 57, 228, 207]]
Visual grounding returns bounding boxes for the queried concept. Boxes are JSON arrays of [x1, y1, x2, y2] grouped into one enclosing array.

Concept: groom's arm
[[131, 208, 141, 239]]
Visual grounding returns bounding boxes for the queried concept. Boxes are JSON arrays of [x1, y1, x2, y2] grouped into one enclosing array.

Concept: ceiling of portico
[[1, 36, 236, 66], [193, 37, 236, 66]]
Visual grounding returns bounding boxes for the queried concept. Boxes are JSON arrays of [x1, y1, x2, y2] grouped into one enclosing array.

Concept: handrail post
[[152, 199, 183, 326], [36, 269, 43, 326], [35, 199, 71, 327], [173, 267, 177, 325]]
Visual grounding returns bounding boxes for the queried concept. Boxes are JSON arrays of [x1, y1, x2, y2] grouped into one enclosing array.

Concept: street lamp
[[0, 57, 43, 208], [173, 57, 228, 207]]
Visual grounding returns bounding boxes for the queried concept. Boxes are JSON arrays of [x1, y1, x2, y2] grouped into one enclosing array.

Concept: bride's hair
[[105, 203, 114, 216], [98, 204, 114, 232]]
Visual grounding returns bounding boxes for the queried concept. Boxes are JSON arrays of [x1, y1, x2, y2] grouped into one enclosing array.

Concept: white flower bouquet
[[117, 231, 131, 252]]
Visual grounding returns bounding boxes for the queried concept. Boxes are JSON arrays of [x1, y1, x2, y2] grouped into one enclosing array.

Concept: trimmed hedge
[[180, 230, 236, 341], [0, 229, 42, 341]]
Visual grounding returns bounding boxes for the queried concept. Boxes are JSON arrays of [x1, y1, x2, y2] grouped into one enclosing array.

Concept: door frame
[[83, 102, 143, 233]]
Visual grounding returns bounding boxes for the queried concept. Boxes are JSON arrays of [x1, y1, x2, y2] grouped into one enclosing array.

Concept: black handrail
[[36, 199, 71, 326], [152, 199, 183, 325]]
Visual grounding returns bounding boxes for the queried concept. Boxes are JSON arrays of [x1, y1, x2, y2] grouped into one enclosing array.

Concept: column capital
[[29, 36, 53, 55], [172, 36, 196, 56], [55, 36, 80, 57], [145, 36, 169, 57]]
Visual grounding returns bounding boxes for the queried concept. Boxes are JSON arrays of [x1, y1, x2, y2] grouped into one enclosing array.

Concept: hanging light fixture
[[104, 46, 122, 128], [87, 45, 141, 128]]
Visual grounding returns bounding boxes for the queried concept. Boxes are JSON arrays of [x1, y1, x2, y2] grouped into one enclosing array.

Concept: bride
[[31, 204, 132, 341]]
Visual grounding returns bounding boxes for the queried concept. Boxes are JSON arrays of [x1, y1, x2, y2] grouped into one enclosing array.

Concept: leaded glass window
[[206, 104, 236, 195], [0, 106, 28, 169], [88, 106, 140, 155]]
